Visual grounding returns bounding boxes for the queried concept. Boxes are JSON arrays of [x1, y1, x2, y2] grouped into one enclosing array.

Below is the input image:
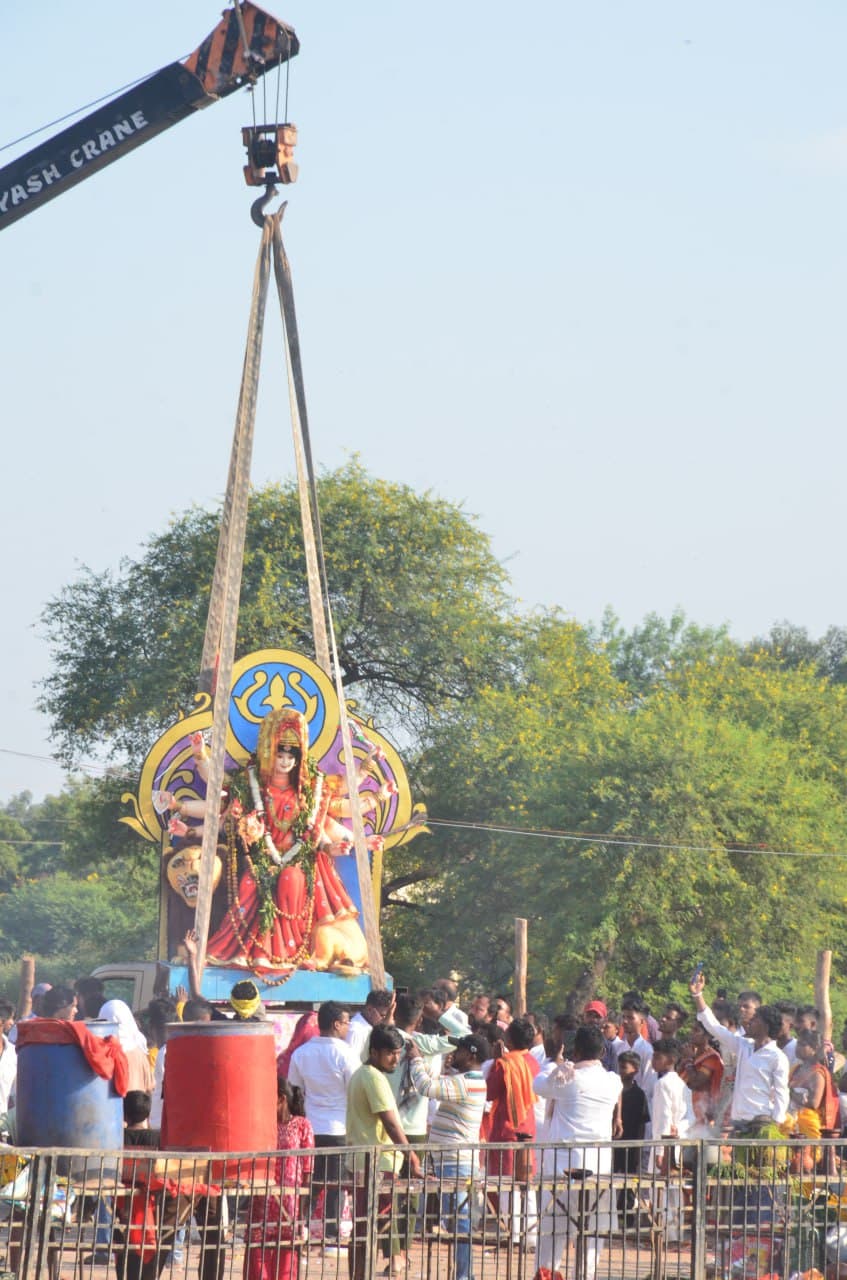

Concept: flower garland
[[225, 754, 321, 937]]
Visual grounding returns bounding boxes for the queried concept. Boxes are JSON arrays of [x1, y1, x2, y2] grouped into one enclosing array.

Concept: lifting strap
[[271, 213, 331, 676], [270, 216, 386, 982], [192, 207, 385, 984], [193, 217, 272, 976]]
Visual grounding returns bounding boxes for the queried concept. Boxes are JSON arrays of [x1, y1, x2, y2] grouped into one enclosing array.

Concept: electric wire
[[0, 69, 179, 155], [0, 747, 133, 780], [426, 816, 847, 858], [0, 840, 67, 847], [0, 747, 844, 857]]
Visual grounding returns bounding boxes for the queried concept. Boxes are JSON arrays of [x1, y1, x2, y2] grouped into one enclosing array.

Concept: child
[[789, 1029, 839, 1132], [648, 1038, 692, 1242], [123, 1091, 158, 1147], [838, 1069, 847, 1136], [245, 1078, 314, 1280], [649, 1038, 691, 1163], [615, 1052, 649, 1153], [602, 1014, 626, 1072], [613, 1050, 649, 1228], [115, 1094, 170, 1280]]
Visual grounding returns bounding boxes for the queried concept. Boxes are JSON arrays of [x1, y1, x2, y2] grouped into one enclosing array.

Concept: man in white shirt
[[649, 1038, 694, 1241], [431, 978, 470, 1031], [620, 999, 655, 1091], [774, 1001, 798, 1065], [346, 990, 394, 1061], [534, 1025, 622, 1280], [690, 973, 789, 1127], [0, 1002, 16, 1113], [289, 1000, 360, 1243], [649, 1040, 692, 1149]]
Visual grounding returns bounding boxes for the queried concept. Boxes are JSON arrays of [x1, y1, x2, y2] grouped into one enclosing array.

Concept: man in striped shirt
[[407, 1034, 489, 1280]]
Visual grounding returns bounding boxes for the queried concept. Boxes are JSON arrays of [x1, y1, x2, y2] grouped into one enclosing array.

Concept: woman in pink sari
[[245, 1078, 314, 1280]]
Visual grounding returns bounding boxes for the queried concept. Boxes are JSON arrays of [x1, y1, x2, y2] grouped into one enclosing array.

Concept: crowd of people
[[2, 970, 846, 1280]]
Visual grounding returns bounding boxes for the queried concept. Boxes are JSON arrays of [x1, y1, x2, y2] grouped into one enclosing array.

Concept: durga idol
[[180, 708, 392, 974]]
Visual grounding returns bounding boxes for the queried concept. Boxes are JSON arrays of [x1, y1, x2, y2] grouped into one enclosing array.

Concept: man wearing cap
[[8, 983, 50, 1045], [583, 1000, 617, 1072], [583, 1000, 607, 1027]]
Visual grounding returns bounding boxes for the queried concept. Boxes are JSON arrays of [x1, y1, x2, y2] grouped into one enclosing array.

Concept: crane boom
[[0, 3, 298, 231]]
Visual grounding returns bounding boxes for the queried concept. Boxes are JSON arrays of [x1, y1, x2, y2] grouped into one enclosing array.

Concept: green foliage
[[592, 607, 737, 694], [750, 621, 847, 685], [0, 873, 153, 975], [28, 458, 847, 1015], [0, 813, 25, 892], [38, 460, 513, 765], [384, 611, 847, 1022], [0, 781, 158, 999]]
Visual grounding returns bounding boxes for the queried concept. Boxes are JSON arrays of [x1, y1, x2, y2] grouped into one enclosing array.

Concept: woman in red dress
[[244, 1078, 314, 1280], [679, 1020, 724, 1127]]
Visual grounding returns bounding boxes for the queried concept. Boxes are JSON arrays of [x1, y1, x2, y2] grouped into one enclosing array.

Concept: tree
[[592, 608, 737, 695], [384, 612, 626, 992], [385, 614, 847, 1020], [39, 460, 514, 766], [749, 621, 847, 685], [0, 873, 155, 982], [0, 782, 159, 994]]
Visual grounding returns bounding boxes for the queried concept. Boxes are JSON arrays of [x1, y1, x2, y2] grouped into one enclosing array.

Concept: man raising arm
[[689, 971, 789, 1128]]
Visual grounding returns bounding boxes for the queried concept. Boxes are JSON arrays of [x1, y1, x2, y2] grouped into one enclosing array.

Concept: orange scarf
[[17, 1019, 129, 1096], [501, 1052, 536, 1130]]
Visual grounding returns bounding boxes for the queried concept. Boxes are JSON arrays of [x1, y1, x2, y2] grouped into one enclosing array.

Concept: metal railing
[[0, 1137, 844, 1280]]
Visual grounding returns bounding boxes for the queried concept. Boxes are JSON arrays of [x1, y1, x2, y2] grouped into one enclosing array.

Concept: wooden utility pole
[[815, 949, 833, 1044], [514, 918, 528, 1017], [17, 956, 34, 1021]]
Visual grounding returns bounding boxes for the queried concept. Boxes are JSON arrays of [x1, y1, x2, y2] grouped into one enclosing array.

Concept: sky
[[1, 2, 845, 800]]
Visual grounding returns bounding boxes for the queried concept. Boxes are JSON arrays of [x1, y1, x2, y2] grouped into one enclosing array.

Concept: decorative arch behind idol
[[121, 648, 426, 976]]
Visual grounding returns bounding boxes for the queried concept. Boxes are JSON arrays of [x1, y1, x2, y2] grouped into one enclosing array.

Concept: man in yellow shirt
[[346, 1026, 421, 1280]]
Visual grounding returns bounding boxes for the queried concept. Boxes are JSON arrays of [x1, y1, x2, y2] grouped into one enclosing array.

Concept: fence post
[[691, 1139, 708, 1280], [366, 1147, 380, 1280], [21, 1151, 55, 1280]]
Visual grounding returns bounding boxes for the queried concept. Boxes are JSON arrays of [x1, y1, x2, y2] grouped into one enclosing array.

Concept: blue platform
[[168, 964, 392, 1007]]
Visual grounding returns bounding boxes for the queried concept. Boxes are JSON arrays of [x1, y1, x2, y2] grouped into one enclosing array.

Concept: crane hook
[[250, 181, 278, 227]]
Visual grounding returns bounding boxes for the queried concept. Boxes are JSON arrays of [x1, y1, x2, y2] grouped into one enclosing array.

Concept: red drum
[[161, 1021, 277, 1180]]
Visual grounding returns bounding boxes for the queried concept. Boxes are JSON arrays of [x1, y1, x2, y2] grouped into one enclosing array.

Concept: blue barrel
[[16, 1019, 124, 1154]]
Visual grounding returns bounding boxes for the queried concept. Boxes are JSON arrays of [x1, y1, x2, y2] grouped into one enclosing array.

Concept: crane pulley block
[[242, 124, 298, 187], [0, 4, 299, 231]]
